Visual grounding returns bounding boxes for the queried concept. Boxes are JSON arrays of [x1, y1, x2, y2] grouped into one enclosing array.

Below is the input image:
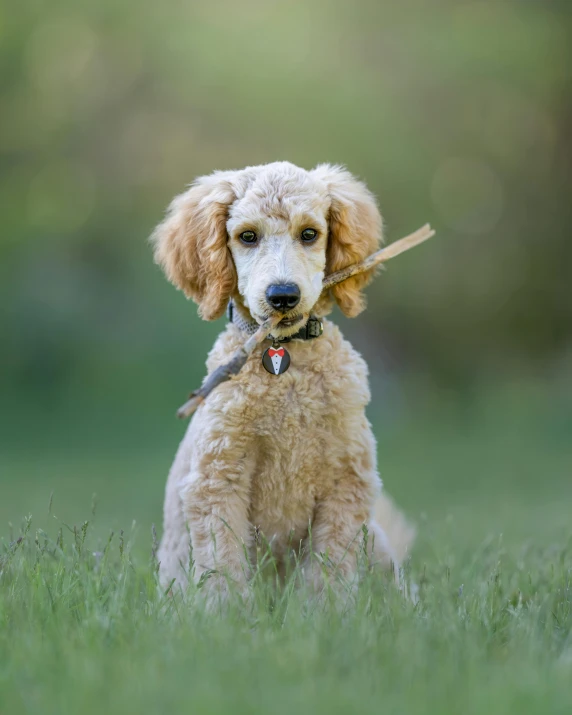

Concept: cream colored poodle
[[152, 161, 414, 606]]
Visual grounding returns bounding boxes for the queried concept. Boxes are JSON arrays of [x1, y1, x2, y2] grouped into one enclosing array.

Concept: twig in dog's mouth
[[278, 314, 304, 327], [177, 224, 435, 419]]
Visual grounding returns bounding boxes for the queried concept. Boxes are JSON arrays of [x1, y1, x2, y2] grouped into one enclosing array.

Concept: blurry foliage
[[1, 0, 571, 403]]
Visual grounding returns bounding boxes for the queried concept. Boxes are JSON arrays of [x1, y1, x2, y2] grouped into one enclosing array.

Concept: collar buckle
[[304, 317, 324, 339]]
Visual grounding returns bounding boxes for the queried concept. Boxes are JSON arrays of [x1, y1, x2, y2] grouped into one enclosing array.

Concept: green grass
[[1, 382, 571, 714], [1, 514, 570, 715]]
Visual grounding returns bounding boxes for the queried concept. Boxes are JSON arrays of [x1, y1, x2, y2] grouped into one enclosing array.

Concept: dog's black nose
[[265, 283, 301, 311]]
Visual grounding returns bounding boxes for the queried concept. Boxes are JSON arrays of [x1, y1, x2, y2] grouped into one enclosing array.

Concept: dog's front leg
[[306, 468, 379, 595], [180, 434, 254, 610]]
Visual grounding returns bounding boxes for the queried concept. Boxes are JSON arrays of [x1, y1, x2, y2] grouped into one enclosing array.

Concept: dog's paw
[[303, 559, 351, 593], [303, 560, 328, 596], [197, 571, 251, 613]]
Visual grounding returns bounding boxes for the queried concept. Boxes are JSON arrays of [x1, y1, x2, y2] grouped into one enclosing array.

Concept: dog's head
[[151, 162, 382, 337]]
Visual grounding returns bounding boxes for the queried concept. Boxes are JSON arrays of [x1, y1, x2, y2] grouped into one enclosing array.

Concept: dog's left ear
[[312, 164, 383, 317]]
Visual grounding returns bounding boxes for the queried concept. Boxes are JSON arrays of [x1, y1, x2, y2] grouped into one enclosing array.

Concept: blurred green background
[[1, 0, 570, 545]]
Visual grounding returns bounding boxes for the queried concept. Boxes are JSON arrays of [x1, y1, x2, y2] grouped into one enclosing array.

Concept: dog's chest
[[244, 342, 359, 545], [247, 403, 329, 552], [206, 322, 371, 546]]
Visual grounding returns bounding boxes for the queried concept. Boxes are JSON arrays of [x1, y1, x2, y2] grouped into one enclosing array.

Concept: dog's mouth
[[278, 313, 304, 328], [251, 308, 307, 331]]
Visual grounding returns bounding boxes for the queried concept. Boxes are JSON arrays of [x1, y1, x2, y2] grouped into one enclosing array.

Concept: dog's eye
[[239, 230, 257, 245], [301, 228, 318, 243]]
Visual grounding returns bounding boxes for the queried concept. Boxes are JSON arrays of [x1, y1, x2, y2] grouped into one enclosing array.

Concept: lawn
[[1, 381, 571, 714]]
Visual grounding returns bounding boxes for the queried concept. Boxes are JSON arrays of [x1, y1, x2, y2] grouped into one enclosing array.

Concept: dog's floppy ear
[[312, 164, 383, 317], [151, 171, 238, 320]]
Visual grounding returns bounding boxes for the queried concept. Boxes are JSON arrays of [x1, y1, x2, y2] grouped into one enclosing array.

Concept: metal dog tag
[[262, 344, 290, 375]]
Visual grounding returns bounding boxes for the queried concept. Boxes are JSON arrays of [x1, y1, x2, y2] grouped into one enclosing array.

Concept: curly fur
[[151, 171, 238, 320], [152, 161, 414, 605]]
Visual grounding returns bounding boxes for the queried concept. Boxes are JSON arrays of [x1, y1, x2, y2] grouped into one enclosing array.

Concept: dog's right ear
[[150, 172, 238, 321]]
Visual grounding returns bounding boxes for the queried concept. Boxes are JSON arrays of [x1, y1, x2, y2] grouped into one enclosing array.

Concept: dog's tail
[[373, 493, 416, 564]]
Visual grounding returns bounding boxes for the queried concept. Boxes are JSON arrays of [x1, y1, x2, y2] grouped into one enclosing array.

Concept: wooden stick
[[322, 223, 434, 290], [176, 315, 282, 418], [177, 224, 434, 418]]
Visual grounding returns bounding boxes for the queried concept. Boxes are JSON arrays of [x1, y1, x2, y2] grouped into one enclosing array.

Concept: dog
[[152, 161, 414, 606]]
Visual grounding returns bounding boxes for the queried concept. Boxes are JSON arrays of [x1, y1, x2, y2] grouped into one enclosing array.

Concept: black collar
[[227, 300, 323, 343]]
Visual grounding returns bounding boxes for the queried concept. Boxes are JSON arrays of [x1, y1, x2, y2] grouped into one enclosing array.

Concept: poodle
[[151, 161, 414, 606]]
